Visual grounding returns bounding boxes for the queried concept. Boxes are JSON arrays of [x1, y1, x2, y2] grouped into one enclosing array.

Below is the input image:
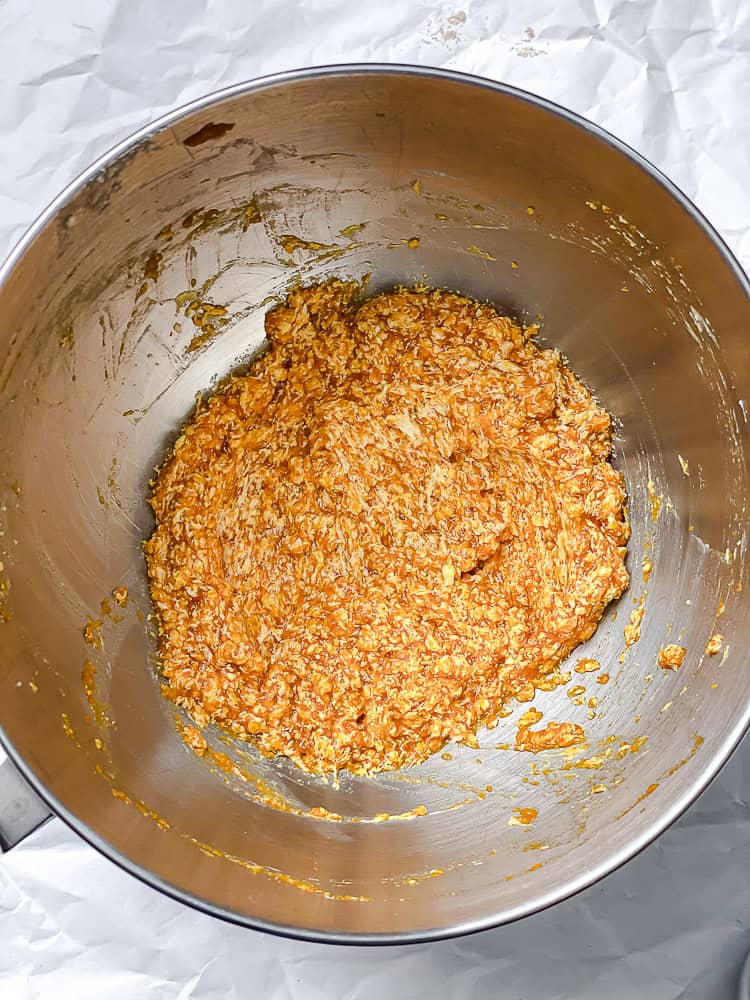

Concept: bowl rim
[[1, 61, 749, 946]]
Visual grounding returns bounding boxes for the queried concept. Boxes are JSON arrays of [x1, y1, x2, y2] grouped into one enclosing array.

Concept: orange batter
[[146, 281, 629, 774]]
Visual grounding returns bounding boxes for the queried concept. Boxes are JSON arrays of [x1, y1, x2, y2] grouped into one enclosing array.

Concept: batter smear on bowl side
[[145, 281, 630, 774]]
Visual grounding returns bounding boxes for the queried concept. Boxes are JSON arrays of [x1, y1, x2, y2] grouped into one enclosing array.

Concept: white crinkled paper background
[[1, 0, 749, 997]]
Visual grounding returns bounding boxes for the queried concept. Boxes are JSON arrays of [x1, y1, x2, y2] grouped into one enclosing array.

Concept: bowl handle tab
[[0, 757, 53, 851]]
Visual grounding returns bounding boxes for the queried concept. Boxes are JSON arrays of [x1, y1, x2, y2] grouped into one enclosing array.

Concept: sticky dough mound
[[146, 281, 629, 774]]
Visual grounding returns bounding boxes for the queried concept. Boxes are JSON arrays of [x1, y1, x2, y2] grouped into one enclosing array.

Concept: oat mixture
[[658, 643, 686, 670], [145, 281, 630, 774]]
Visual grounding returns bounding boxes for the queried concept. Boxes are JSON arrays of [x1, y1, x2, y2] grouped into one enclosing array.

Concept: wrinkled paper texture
[[1, 0, 749, 996]]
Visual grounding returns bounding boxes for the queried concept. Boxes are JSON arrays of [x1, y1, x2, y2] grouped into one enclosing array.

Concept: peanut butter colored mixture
[[146, 281, 630, 774], [658, 643, 686, 670]]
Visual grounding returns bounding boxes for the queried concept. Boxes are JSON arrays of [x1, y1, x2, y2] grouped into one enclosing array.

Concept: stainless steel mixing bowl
[[0, 65, 748, 943]]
